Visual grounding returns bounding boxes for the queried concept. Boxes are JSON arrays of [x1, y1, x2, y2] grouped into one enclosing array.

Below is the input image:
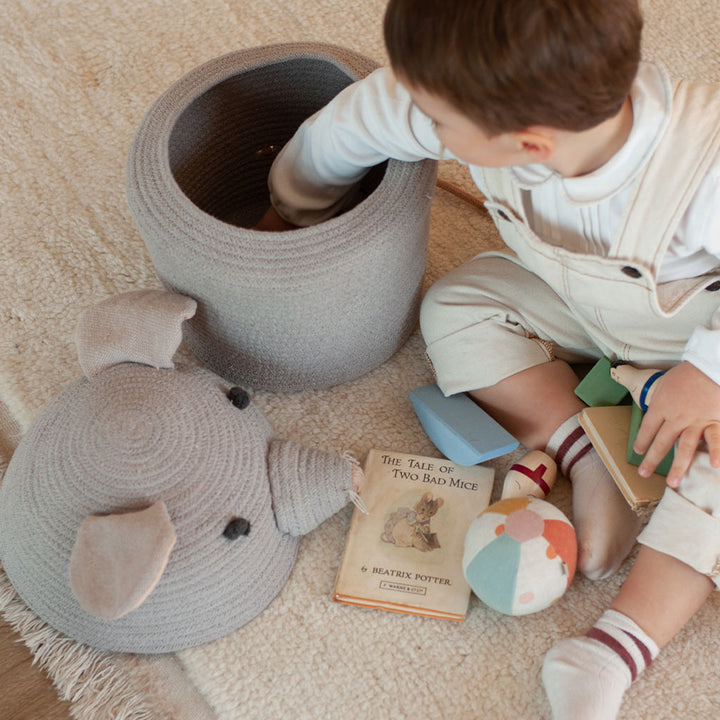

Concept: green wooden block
[[626, 402, 674, 476], [574, 357, 629, 407]]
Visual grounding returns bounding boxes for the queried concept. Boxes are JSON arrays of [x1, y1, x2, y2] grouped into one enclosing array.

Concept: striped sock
[[587, 610, 657, 682], [545, 414, 593, 478], [542, 610, 659, 720]]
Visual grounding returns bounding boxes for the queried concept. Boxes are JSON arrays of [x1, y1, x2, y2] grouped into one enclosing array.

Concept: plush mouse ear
[[69, 501, 177, 620], [75, 289, 197, 377]]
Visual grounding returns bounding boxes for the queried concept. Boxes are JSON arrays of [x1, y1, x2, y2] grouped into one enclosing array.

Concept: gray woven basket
[[127, 42, 437, 392]]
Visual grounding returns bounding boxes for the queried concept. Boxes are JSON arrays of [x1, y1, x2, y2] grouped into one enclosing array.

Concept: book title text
[[381, 453, 481, 491]]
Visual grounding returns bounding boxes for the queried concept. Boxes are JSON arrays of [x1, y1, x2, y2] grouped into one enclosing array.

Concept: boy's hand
[[253, 207, 298, 232], [634, 361, 720, 487]]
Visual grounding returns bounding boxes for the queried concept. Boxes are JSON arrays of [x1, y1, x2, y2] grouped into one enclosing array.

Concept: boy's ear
[[513, 129, 555, 162]]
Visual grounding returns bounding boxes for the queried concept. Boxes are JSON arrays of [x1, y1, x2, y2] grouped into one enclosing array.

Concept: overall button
[[621, 266, 642, 278], [705, 280, 720, 291]]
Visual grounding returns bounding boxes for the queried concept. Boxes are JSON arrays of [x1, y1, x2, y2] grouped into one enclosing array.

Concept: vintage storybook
[[579, 405, 666, 512], [333, 449, 494, 621]]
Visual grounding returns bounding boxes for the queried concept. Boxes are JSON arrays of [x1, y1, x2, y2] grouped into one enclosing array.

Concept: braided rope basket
[[127, 42, 437, 391]]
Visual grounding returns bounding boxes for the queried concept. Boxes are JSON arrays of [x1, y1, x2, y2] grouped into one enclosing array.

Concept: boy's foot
[[542, 610, 658, 720], [543, 636, 629, 720], [547, 414, 642, 579]]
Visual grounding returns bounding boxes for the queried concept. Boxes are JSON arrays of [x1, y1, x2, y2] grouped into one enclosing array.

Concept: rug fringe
[[0, 568, 158, 719]]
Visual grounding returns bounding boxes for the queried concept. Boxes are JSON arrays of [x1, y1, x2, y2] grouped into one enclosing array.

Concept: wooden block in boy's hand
[[627, 402, 674, 476], [574, 356, 629, 407], [409, 384, 519, 466], [579, 405, 666, 513]]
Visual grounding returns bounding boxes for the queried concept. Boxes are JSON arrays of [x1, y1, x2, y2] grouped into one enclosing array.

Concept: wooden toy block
[[626, 402, 674, 476], [409, 384, 519, 466], [574, 357, 629, 407]]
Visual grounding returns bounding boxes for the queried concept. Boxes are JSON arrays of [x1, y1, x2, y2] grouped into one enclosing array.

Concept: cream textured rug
[[2, 1, 720, 718]]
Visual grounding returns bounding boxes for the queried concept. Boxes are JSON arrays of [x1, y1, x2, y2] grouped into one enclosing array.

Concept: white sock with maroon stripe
[[546, 414, 642, 579], [542, 610, 659, 720], [546, 414, 594, 478]]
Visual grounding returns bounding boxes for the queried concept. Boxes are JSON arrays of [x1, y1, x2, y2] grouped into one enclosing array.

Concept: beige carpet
[[2, 1, 720, 718]]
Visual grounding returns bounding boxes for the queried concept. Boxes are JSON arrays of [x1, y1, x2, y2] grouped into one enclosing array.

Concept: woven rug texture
[[1, 1, 719, 718]]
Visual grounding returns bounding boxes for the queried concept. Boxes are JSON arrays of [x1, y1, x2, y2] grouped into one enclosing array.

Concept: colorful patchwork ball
[[462, 496, 577, 616]]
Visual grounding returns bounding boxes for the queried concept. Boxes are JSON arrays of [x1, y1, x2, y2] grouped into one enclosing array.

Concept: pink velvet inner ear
[[69, 501, 177, 620]]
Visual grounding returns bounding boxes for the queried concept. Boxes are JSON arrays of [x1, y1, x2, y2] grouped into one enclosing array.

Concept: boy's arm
[[635, 156, 720, 483], [268, 67, 443, 226], [253, 206, 298, 232]]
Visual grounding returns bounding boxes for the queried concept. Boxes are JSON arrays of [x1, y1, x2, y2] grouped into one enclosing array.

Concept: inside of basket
[[169, 57, 386, 228]]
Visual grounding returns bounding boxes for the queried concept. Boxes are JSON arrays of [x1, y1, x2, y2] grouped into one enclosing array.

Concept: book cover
[[333, 449, 494, 621], [579, 405, 666, 512]]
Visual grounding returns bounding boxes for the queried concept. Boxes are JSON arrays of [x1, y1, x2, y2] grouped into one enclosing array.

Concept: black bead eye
[[223, 517, 251, 540], [227, 386, 250, 409]]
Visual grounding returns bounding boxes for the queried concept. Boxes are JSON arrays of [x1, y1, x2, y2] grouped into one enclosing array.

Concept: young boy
[[257, 1, 720, 716]]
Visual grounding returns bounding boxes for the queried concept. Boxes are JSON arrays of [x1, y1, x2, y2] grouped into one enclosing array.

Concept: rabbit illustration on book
[[381, 492, 444, 552]]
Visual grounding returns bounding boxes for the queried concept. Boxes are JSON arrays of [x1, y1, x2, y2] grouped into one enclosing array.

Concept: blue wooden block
[[409, 384, 519, 466]]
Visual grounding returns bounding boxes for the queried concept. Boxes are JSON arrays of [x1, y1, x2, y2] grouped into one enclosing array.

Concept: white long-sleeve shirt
[[269, 62, 720, 382]]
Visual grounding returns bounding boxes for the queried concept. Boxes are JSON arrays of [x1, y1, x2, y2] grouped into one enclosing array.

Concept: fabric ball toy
[[0, 290, 362, 653], [463, 496, 577, 616]]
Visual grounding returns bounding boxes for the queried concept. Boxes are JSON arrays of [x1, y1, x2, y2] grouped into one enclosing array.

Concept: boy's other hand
[[254, 207, 298, 232], [634, 361, 720, 487]]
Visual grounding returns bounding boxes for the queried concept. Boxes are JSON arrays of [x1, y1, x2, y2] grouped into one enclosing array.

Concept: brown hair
[[384, 0, 643, 134]]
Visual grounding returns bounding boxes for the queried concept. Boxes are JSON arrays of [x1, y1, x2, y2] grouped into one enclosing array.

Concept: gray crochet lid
[[127, 42, 437, 392], [0, 363, 299, 653]]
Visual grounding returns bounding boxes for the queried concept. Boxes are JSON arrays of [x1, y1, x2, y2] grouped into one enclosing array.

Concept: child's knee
[[419, 280, 444, 335], [419, 273, 504, 347], [419, 277, 459, 341]]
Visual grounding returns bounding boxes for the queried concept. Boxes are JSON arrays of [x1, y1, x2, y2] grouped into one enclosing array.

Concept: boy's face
[[404, 81, 545, 168]]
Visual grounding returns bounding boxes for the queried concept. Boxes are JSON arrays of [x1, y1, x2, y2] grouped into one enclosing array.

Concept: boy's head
[[384, 0, 643, 136]]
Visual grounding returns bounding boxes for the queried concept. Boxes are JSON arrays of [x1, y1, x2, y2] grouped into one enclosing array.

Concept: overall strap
[[476, 165, 528, 222], [612, 77, 720, 272]]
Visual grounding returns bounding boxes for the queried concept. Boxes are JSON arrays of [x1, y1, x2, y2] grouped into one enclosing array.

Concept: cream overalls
[[421, 77, 720, 585]]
